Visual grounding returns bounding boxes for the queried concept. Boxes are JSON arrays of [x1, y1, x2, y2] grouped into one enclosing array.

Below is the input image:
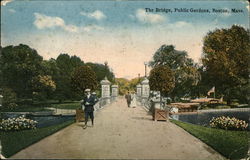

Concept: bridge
[[11, 97, 224, 159]]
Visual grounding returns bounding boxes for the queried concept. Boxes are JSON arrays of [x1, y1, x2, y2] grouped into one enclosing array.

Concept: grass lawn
[[51, 102, 80, 110], [0, 120, 74, 158], [171, 119, 249, 159]]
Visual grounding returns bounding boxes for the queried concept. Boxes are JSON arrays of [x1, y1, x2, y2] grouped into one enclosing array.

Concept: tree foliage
[[71, 65, 98, 96], [86, 62, 115, 83], [0, 44, 43, 98], [31, 75, 56, 101], [129, 77, 144, 90], [149, 65, 175, 96], [202, 25, 250, 103], [1, 88, 18, 110], [114, 77, 144, 95], [54, 54, 84, 101], [149, 45, 200, 99], [115, 78, 130, 95]]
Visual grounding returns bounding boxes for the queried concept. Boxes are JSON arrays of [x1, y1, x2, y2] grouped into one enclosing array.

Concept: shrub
[[0, 115, 37, 131], [210, 116, 248, 131], [1, 88, 18, 110]]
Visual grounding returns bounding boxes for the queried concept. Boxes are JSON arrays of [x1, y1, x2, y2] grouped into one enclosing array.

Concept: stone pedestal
[[141, 77, 150, 105], [111, 85, 118, 101], [136, 84, 142, 96], [136, 84, 142, 102], [101, 77, 111, 104]]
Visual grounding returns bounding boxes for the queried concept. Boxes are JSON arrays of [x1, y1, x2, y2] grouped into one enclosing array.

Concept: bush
[[1, 88, 18, 110], [0, 115, 37, 131], [210, 116, 248, 131]]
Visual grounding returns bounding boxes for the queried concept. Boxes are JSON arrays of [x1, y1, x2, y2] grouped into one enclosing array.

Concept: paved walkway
[[12, 97, 225, 159]]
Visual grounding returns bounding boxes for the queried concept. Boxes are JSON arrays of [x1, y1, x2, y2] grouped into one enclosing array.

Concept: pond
[[170, 110, 250, 130], [0, 112, 74, 128], [27, 115, 74, 128]]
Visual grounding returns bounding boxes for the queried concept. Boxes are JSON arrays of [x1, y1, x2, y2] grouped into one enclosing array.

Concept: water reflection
[[28, 115, 74, 128]]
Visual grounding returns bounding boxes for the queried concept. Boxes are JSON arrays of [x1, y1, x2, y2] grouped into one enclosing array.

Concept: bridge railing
[[138, 95, 170, 112], [52, 97, 117, 115]]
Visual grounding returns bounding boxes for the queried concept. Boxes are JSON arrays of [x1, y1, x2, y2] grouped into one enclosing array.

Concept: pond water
[[1, 113, 74, 128], [27, 115, 74, 128], [171, 110, 250, 130]]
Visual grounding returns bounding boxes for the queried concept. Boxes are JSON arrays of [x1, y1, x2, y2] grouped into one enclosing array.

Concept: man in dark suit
[[83, 89, 96, 129], [125, 91, 131, 107]]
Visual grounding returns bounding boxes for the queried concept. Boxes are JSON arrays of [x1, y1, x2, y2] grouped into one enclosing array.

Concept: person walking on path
[[83, 89, 96, 129], [125, 91, 131, 107], [91, 92, 99, 111], [130, 91, 137, 108]]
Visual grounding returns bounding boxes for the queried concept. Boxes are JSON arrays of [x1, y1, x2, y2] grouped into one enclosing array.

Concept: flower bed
[[0, 115, 38, 131], [210, 116, 248, 131]]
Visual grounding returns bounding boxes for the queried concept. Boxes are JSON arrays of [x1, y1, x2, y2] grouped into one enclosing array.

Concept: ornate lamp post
[[144, 62, 148, 77], [141, 62, 150, 105]]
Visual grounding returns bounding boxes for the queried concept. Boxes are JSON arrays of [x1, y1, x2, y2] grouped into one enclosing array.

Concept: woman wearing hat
[[130, 91, 137, 108]]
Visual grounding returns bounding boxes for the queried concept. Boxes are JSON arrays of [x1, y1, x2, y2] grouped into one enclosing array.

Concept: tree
[[41, 59, 60, 80], [172, 65, 200, 98], [115, 78, 130, 95], [149, 45, 200, 100], [86, 62, 115, 83], [202, 25, 250, 104], [129, 77, 144, 90], [149, 65, 175, 96], [71, 65, 98, 96], [31, 75, 56, 101], [55, 54, 84, 101], [0, 44, 43, 98], [1, 87, 18, 111]]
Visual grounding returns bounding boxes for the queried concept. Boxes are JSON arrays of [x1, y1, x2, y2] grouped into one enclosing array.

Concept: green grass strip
[[0, 120, 74, 158], [171, 119, 249, 159]]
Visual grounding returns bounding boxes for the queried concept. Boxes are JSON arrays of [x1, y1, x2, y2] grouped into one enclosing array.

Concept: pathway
[[12, 97, 225, 159]]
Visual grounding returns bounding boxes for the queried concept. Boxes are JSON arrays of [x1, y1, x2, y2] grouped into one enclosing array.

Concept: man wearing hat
[[82, 88, 96, 129], [91, 91, 99, 111]]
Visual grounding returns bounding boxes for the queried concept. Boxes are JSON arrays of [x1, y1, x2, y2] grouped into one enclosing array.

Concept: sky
[[1, 0, 249, 79]]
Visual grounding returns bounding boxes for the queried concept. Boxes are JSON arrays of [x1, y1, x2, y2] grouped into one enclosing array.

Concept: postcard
[[0, 0, 249, 159]]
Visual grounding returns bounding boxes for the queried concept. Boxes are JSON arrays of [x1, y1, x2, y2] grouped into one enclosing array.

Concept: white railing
[[51, 97, 117, 115]]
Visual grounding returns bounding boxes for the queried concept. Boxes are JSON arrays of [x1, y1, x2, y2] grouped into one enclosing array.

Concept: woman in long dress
[[130, 92, 137, 108]]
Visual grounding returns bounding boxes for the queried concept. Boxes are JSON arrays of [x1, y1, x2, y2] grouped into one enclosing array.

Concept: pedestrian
[[131, 91, 137, 108], [82, 88, 96, 129], [125, 91, 131, 107], [91, 92, 99, 111]]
